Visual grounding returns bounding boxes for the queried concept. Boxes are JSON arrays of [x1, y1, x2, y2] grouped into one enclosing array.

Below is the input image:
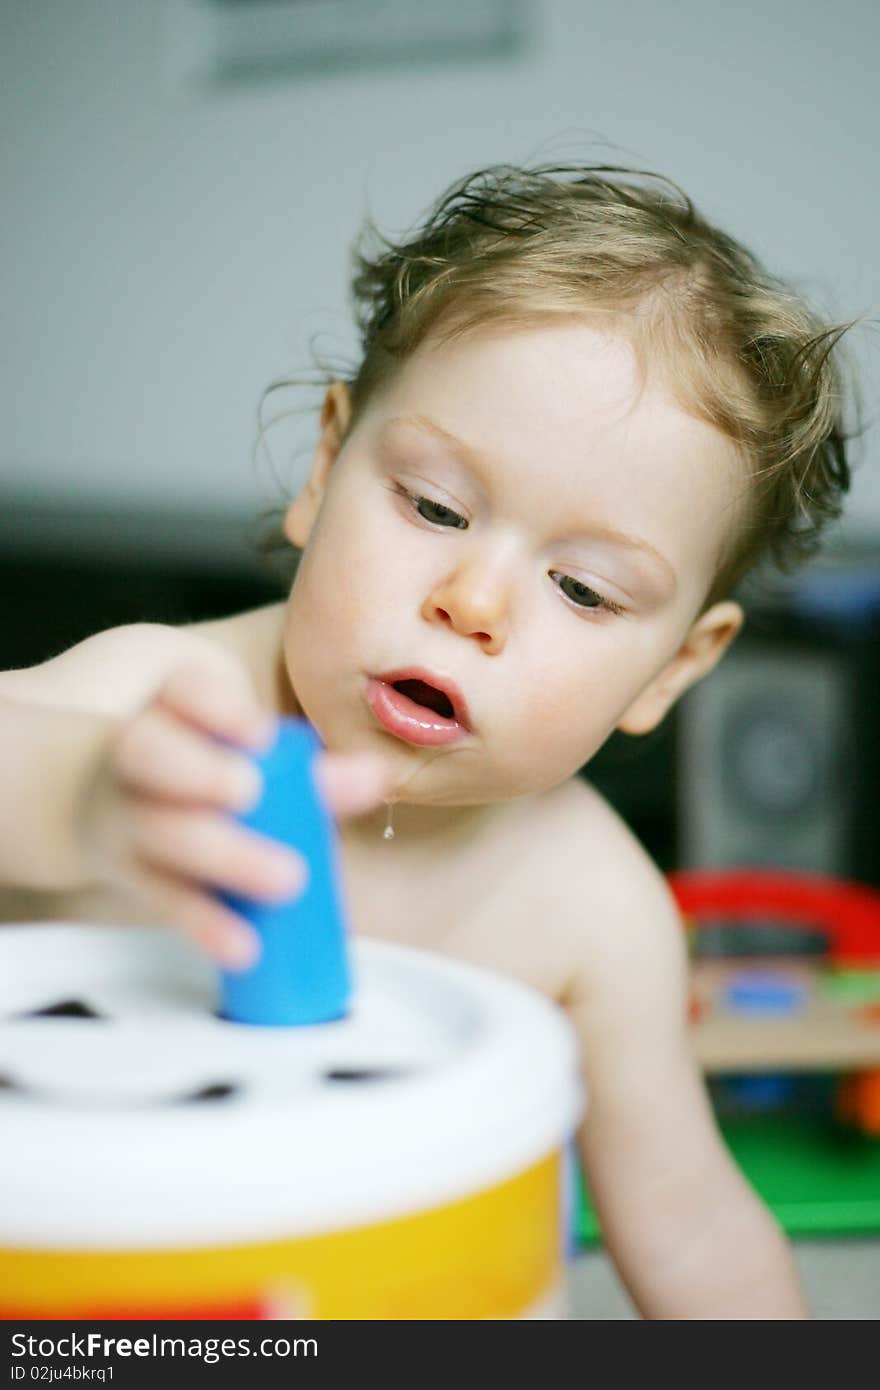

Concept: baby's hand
[[76, 651, 391, 968]]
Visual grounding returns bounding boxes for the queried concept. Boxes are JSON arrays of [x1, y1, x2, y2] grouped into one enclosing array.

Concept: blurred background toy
[[575, 867, 880, 1246]]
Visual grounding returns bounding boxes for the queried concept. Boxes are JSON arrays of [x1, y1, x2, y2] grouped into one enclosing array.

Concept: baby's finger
[[154, 658, 275, 752], [113, 707, 263, 810], [130, 805, 306, 903], [313, 752, 394, 819], [127, 866, 262, 969]]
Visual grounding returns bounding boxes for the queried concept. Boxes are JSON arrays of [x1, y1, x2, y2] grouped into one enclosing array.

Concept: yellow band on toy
[[2, 1151, 562, 1320]]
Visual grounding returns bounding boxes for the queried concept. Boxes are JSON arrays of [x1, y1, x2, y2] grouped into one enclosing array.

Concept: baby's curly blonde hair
[[258, 161, 866, 608]]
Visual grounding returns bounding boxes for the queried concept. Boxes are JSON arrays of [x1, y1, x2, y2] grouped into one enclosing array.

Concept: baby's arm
[[0, 693, 116, 893], [563, 827, 807, 1319]]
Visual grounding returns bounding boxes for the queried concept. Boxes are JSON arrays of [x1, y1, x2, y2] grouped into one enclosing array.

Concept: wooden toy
[[670, 868, 880, 1131]]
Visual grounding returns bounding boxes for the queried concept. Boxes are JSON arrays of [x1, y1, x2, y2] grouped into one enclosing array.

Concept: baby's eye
[[393, 485, 468, 530], [390, 484, 622, 616], [416, 497, 467, 528], [550, 571, 623, 615]]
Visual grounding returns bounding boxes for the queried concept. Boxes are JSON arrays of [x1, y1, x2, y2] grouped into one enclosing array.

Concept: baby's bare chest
[[339, 825, 576, 1004]]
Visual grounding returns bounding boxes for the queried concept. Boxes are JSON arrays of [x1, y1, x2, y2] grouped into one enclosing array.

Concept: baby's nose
[[422, 558, 513, 653]]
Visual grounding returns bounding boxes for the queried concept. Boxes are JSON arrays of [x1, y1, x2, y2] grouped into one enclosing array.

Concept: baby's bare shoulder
[[510, 776, 688, 1009], [515, 775, 672, 914]]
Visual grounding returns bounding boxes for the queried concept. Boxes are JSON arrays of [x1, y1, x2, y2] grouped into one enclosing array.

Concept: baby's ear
[[283, 382, 354, 547], [318, 379, 354, 454], [617, 600, 744, 736]]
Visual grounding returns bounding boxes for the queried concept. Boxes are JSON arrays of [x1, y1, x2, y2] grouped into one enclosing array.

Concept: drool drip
[[379, 747, 449, 842]]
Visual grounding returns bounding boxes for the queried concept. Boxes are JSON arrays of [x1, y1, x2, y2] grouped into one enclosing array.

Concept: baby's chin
[[388, 768, 551, 810], [294, 689, 565, 804]]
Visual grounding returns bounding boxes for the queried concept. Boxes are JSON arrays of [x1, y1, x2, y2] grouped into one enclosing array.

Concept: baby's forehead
[[377, 337, 735, 474], [359, 311, 742, 477], [392, 316, 734, 449]]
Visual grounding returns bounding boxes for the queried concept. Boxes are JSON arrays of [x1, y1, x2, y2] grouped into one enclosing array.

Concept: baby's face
[[282, 320, 744, 807]]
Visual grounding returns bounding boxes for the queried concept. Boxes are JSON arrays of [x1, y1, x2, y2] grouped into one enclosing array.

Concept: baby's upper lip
[[374, 667, 473, 731]]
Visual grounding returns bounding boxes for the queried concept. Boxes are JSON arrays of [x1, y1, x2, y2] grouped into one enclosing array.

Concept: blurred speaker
[[678, 556, 880, 886]]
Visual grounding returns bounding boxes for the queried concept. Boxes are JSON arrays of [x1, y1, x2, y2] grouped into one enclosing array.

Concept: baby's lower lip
[[364, 678, 470, 747]]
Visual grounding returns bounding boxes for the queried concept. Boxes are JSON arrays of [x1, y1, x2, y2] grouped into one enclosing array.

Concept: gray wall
[[3, 0, 878, 537]]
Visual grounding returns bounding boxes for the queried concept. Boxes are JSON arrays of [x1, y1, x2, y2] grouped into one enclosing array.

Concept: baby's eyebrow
[[386, 413, 678, 592]]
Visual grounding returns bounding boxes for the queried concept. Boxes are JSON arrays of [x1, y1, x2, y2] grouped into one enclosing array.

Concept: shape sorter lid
[[0, 924, 582, 1247]]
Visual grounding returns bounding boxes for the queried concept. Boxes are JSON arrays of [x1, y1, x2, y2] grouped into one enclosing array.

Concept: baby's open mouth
[[391, 679, 455, 720], [366, 671, 471, 746]]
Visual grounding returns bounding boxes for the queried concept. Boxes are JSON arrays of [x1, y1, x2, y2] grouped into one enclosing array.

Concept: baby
[[1, 162, 862, 1318]]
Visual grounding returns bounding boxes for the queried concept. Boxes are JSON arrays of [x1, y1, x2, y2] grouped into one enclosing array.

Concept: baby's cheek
[[508, 682, 612, 784], [293, 547, 369, 643], [491, 723, 570, 797], [519, 675, 586, 744]]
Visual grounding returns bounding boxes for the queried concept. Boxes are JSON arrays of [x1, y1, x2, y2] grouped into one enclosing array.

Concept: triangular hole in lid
[[20, 998, 104, 1021]]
